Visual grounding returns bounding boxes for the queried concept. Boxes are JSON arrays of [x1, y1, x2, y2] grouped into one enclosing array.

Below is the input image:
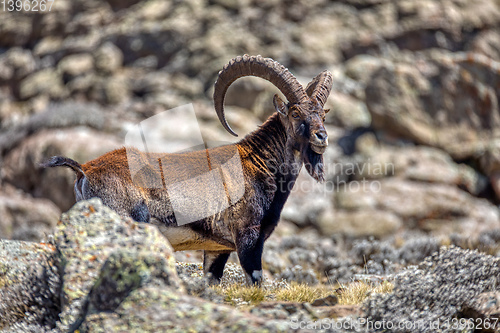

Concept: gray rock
[[462, 291, 500, 325], [19, 69, 67, 101], [0, 47, 36, 83], [88, 73, 131, 104], [336, 178, 500, 237], [317, 209, 402, 239], [355, 144, 489, 195], [94, 42, 123, 74], [344, 55, 388, 85], [51, 198, 182, 331], [397, 237, 441, 265], [57, 53, 94, 78], [0, 199, 293, 332], [278, 265, 319, 285], [324, 93, 371, 129]]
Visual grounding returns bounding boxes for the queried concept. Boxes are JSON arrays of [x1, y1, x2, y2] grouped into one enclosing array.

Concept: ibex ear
[[273, 94, 288, 116]]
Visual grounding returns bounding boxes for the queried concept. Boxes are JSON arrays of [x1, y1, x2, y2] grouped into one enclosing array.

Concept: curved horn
[[305, 70, 333, 107], [214, 54, 307, 136]]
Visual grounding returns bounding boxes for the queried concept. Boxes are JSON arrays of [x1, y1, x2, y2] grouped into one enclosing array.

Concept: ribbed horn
[[305, 70, 333, 107], [214, 54, 307, 136]]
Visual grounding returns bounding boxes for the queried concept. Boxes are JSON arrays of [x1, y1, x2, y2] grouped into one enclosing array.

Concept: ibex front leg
[[235, 226, 265, 286]]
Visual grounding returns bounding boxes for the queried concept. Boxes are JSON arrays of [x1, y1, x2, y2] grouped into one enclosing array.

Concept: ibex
[[42, 55, 333, 285]]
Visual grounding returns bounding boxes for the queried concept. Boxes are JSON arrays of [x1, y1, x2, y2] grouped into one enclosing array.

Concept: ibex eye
[[292, 112, 300, 119]]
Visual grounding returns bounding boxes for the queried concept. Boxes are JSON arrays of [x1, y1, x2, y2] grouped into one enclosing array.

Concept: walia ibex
[[42, 55, 333, 285]]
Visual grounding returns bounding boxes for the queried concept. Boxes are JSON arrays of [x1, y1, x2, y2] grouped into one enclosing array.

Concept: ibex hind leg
[[203, 250, 231, 285], [130, 200, 150, 223]]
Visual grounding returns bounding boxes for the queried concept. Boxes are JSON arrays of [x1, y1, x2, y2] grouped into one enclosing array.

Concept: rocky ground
[[1, 0, 500, 332], [1, 199, 499, 332]]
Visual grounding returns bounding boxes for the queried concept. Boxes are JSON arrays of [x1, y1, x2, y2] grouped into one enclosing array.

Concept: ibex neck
[[237, 113, 299, 177]]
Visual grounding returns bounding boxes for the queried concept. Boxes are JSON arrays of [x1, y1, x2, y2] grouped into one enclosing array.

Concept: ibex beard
[[41, 55, 333, 286]]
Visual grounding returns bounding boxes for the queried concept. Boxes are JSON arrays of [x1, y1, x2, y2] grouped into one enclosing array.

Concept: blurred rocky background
[[1, 0, 500, 330], [0, 0, 500, 287]]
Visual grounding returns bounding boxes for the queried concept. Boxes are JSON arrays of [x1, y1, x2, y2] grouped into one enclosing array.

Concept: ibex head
[[213, 55, 333, 182]]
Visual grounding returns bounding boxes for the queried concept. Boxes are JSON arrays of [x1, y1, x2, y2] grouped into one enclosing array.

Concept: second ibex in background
[[42, 55, 333, 285]]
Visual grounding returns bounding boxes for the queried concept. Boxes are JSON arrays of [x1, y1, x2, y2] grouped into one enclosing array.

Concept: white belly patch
[[159, 226, 235, 252]]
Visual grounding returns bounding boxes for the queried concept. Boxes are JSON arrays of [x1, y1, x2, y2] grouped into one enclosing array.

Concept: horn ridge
[[213, 54, 307, 136], [305, 70, 333, 107]]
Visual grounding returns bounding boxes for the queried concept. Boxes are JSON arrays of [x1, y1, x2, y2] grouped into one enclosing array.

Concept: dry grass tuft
[[214, 284, 267, 305], [274, 282, 333, 303], [337, 281, 393, 305], [211, 278, 394, 307]]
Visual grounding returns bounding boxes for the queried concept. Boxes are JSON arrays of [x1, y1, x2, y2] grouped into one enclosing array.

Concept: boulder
[[324, 93, 371, 129], [57, 53, 94, 78], [19, 69, 67, 101], [3, 128, 122, 211], [354, 142, 488, 196], [0, 185, 60, 241], [462, 291, 500, 325], [94, 42, 123, 74], [317, 209, 402, 239], [336, 178, 500, 237], [365, 51, 500, 160]]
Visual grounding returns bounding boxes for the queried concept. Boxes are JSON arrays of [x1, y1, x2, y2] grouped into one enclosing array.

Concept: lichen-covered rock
[[0, 199, 297, 332], [0, 240, 60, 332], [53, 198, 182, 331], [364, 246, 500, 332]]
